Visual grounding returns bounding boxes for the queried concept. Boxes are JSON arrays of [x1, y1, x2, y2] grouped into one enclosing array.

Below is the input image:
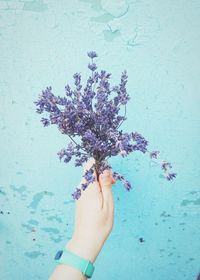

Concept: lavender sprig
[[34, 51, 177, 199]]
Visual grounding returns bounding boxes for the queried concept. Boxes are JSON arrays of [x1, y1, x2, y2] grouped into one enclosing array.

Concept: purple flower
[[113, 171, 132, 190], [81, 182, 89, 191], [65, 84, 73, 97], [72, 188, 81, 200], [57, 148, 66, 160], [88, 63, 97, 72], [41, 117, 50, 127], [113, 172, 124, 181], [34, 51, 177, 199], [84, 167, 96, 184], [161, 161, 172, 171], [150, 151, 160, 159], [131, 132, 148, 153], [73, 73, 82, 91], [166, 172, 177, 181], [57, 142, 80, 164], [75, 155, 88, 167], [87, 51, 98, 59], [123, 180, 132, 191]]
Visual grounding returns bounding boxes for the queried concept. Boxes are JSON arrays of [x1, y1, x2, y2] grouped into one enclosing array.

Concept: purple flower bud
[[72, 188, 81, 200], [57, 148, 66, 160], [166, 172, 177, 181], [113, 172, 123, 180], [73, 73, 82, 90], [41, 117, 50, 127], [113, 171, 132, 191], [88, 63, 97, 72], [131, 132, 148, 153], [84, 167, 95, 183], [87, 51, 98, 59], [65, 84, 72, 97], [161, 161, 172, 171], [81, 182, 89, 191], [123, 180, 132, 191], [75, 155, 88, 167], [63, 155, 72, 163], [150, 151, 160, 159]]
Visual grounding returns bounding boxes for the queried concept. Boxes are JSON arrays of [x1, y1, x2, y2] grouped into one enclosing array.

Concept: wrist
[[65, 235, 103, 263]]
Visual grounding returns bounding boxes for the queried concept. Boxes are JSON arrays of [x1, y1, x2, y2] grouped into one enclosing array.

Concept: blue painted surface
[[0, 1, 200, 279]]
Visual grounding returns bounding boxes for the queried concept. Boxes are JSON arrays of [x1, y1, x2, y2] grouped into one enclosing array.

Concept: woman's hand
[[49, 158, 115, 280], [66, 158, 116, 262]]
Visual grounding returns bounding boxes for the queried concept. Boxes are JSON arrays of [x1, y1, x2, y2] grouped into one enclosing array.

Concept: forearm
[[48, 238, 88, 280], [49, 262, 87, 280], [48, 236, 102, 280]]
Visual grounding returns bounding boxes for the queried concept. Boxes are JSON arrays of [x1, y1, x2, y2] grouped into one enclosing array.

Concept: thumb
[[99, 169, 115, 210]]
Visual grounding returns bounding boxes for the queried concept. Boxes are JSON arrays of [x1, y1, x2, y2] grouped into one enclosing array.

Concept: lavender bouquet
[[34, 51, 176, 199]]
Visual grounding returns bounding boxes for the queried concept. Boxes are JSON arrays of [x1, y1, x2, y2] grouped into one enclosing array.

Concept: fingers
[[99, 168, 116, 190], [99, 169, 116, 211]]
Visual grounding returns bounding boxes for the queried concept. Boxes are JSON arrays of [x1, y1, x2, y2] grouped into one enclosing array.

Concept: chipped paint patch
[[47, 215, 62, 223], [10, 184, 27, 194], [181, 198, 200, 206], [40, 227, 59, 234], [28, 219, 39, 226], [103, 27, 121, 42], [101, 0, 129, 18], [23, 0, 48, 12], [28, 191, 54, 210], [79, 0, 102, 12], [91, 13, 114, 23], [24, 251, 46, 258], [0, 188, 6, 196]]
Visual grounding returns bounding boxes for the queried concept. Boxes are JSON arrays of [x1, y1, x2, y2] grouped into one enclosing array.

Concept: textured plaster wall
[[0, 1, 200, 279]]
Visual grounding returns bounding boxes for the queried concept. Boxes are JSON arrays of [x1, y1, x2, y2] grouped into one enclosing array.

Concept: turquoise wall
[[0, 1, 200, 279]]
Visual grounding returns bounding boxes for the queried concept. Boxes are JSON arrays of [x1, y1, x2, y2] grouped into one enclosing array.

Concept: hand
[[66, 158, 116, 263]]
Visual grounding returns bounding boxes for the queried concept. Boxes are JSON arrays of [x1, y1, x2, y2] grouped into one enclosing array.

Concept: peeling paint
[[103, 28, 121, 42], [181, 198, 200, 206], [79, 0, 102, 12], [10, 184, 27, 194], [28, 191, 54, 210], [24, 251, 46, 259], [47, 215, 62, 223], [91, 13, 114, 23], [40, 227, 59, 234], [28, 219, 39, 226], [101, 0, 129, 18], [23, 0, 48, 12]]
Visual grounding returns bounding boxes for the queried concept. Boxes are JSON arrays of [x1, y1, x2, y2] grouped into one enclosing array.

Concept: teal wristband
[[54, 248, 95, 278]]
